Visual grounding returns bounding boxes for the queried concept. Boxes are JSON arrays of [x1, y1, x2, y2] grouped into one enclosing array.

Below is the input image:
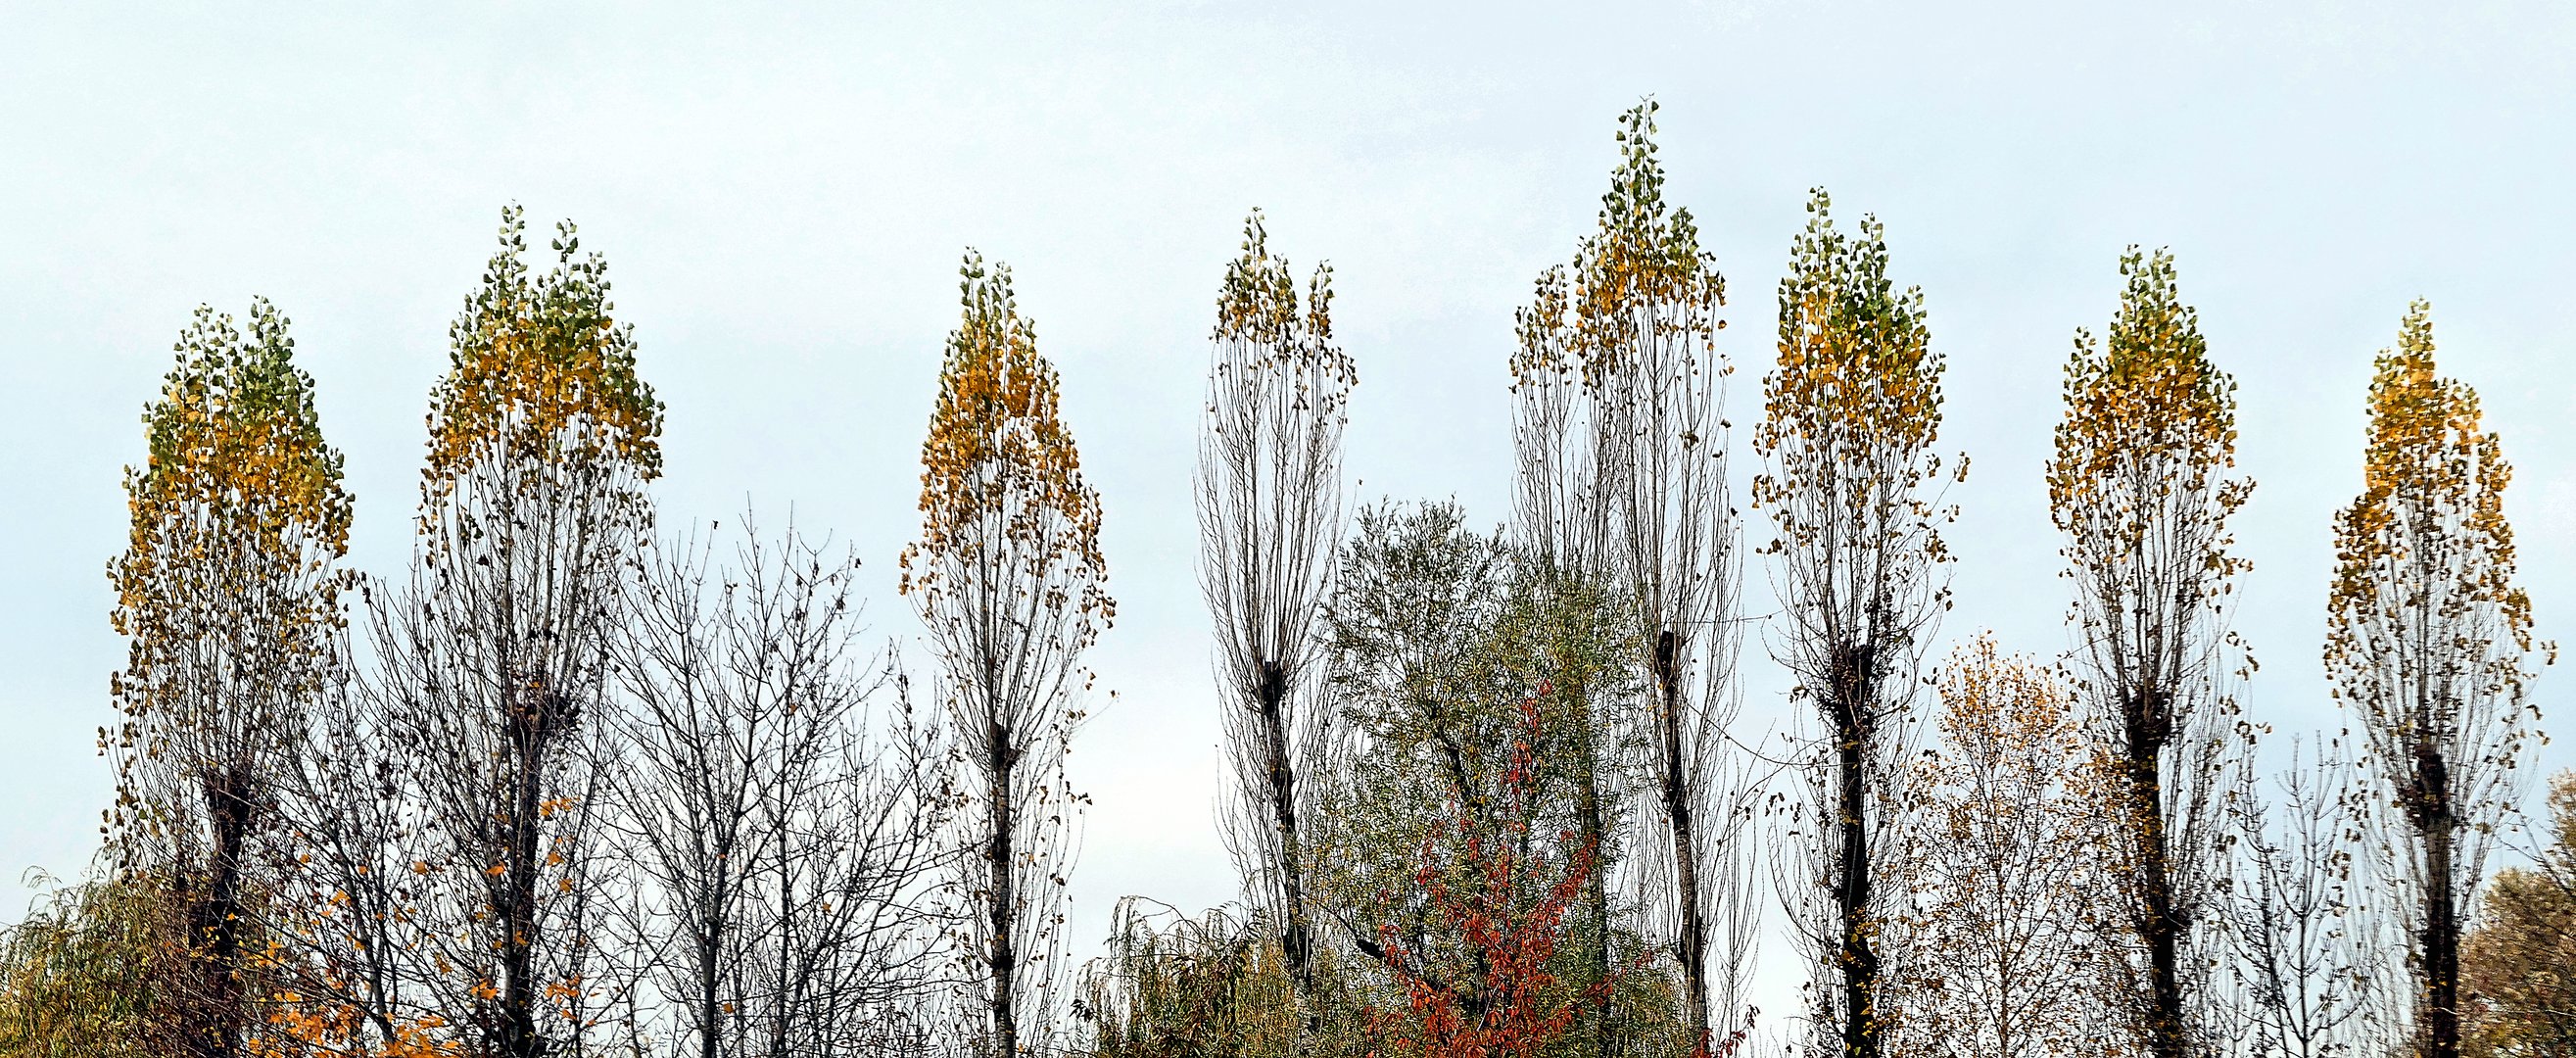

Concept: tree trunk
[[188, 763, 253, 1058], [1256, 659, 1314, 1001], [2412, 744, 2458, 1058], [987, 712, 1021, 1058], [2123, 686, 2186, 1058], [1655, 631, 1711, 1052], [1829, 642, 1880, 1058], [501, 685, 557, 1058]]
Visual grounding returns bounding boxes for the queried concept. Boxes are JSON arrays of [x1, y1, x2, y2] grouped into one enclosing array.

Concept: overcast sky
[[6, 0, 2573, 1025]]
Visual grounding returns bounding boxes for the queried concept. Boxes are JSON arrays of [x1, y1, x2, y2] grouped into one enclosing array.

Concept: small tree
[[1364, 694, 1612, 1058], [1889, 636, 2118, 1058], [902, 253, 1112, 1058], [2460, 770, 2576, 1057], [2222, 739, 2381, 1058], [2327, 302, 2547, 1058], [614, 520, 955, 1057], [1754, 189, 1957, 1058], [1198, 211, 1355, 1005], [109, 300, 354, 1058]]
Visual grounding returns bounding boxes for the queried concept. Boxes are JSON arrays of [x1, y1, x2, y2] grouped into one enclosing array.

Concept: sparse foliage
[[1198, 210, 1356, 1008], [2460, 771, 2576, 1057], [902, 252, 1113, 1058], [1888, 637, 2118, 1058], [1755, 188, 1957, 1058], [2047, 248, 2251, 1058], [2327, 302, 2548, 1058], [1509, 101, 1752, 1052], [2222, 740, 2381, 1058], [612, 520, 955, 1057]]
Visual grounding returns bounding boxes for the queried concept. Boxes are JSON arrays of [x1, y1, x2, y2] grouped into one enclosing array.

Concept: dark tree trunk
[[1255, 659, 1314, 1000], [2122, 685, 2186, 1058], [987, 712, 1021, 1058], [187, 764, 254, 1058], [1828, 641, 1880, 1058], [500, 682, 569, 1058], [1578, 741, 1615, 1058], [1655, 631, 1711, 1052], [2409, 744, 2458, 1058]]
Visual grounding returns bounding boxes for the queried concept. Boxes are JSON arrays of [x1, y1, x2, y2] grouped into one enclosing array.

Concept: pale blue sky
[[6, 0, 2573, 1026]]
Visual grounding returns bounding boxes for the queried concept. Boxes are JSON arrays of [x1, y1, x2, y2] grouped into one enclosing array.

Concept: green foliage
[[1311, 502, 1693, 1058], [0, 874, 167, 1058]]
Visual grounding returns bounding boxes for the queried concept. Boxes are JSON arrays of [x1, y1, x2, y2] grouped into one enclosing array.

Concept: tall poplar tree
[[1198, 211, 1355, 1005], [1754, 189, 1956, 1058], [360, 207, 663, 1058], [2045, 249, 2250, 1058], [110, 300, 353, 1058], [1509, 101, 1747, 1052], [2326, 302, 2544, 1058], [903, 253, 1112, 1058]]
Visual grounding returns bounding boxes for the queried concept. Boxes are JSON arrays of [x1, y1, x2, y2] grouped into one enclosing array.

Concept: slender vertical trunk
[[1654, 631, 1711, 1051], [2122, 684, 2185, 1058], [1256, 660, 1313, 999], [1828, 642, 1880, 1058], [700, 876, 724, 1058], [502, 685, 555, 1058], [1577, 740, 1614, 1058], [2412, 742, 2458, 1058], [987, 711, 1021, 1058]]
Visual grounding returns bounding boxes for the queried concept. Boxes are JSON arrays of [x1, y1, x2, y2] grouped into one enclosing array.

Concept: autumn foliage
[[9, 103, 2571, 1058]]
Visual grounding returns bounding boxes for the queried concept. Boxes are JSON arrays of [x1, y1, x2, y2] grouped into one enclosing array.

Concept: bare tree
[[2047, 248, 2251, 1058], [1509, 101, 1750, 1052], [107, 300, 354, 1058], [1197, 211, 1356, 1006], [2222, 738, 2381, 1058], [901, 253, 1113, 1058], [2325, 302, 2547, 1058], [1888, 636, 2119, 1058], [613, 519, 956, 1058], [1755, 189, 1957, 1058]]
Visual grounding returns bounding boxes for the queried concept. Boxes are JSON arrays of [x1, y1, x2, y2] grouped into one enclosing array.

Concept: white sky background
[[6, 0, 2575, 1031]]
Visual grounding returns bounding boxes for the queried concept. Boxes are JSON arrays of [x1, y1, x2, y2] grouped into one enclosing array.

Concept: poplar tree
[[2045, 249, 2250, 1058], [357, 207, 664, 1058], [1509, 101, 1747, 1052], [2326, 302, 2545, 1058], [902, 253, 1112, 1058], [109, 300, 353, 1058], [1754, 189, 1956, 1058], [1198, 211, 1355, 1004]]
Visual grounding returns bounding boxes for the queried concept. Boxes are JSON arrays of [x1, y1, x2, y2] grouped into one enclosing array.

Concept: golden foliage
[[420, 206, 662, 520], [2462, 772, 2576, 1056], [111, 298, 353, 761], [899, 251, 1112, 636], [2045, 248, 2250, 586], [1751, 187, 1955, 567]]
